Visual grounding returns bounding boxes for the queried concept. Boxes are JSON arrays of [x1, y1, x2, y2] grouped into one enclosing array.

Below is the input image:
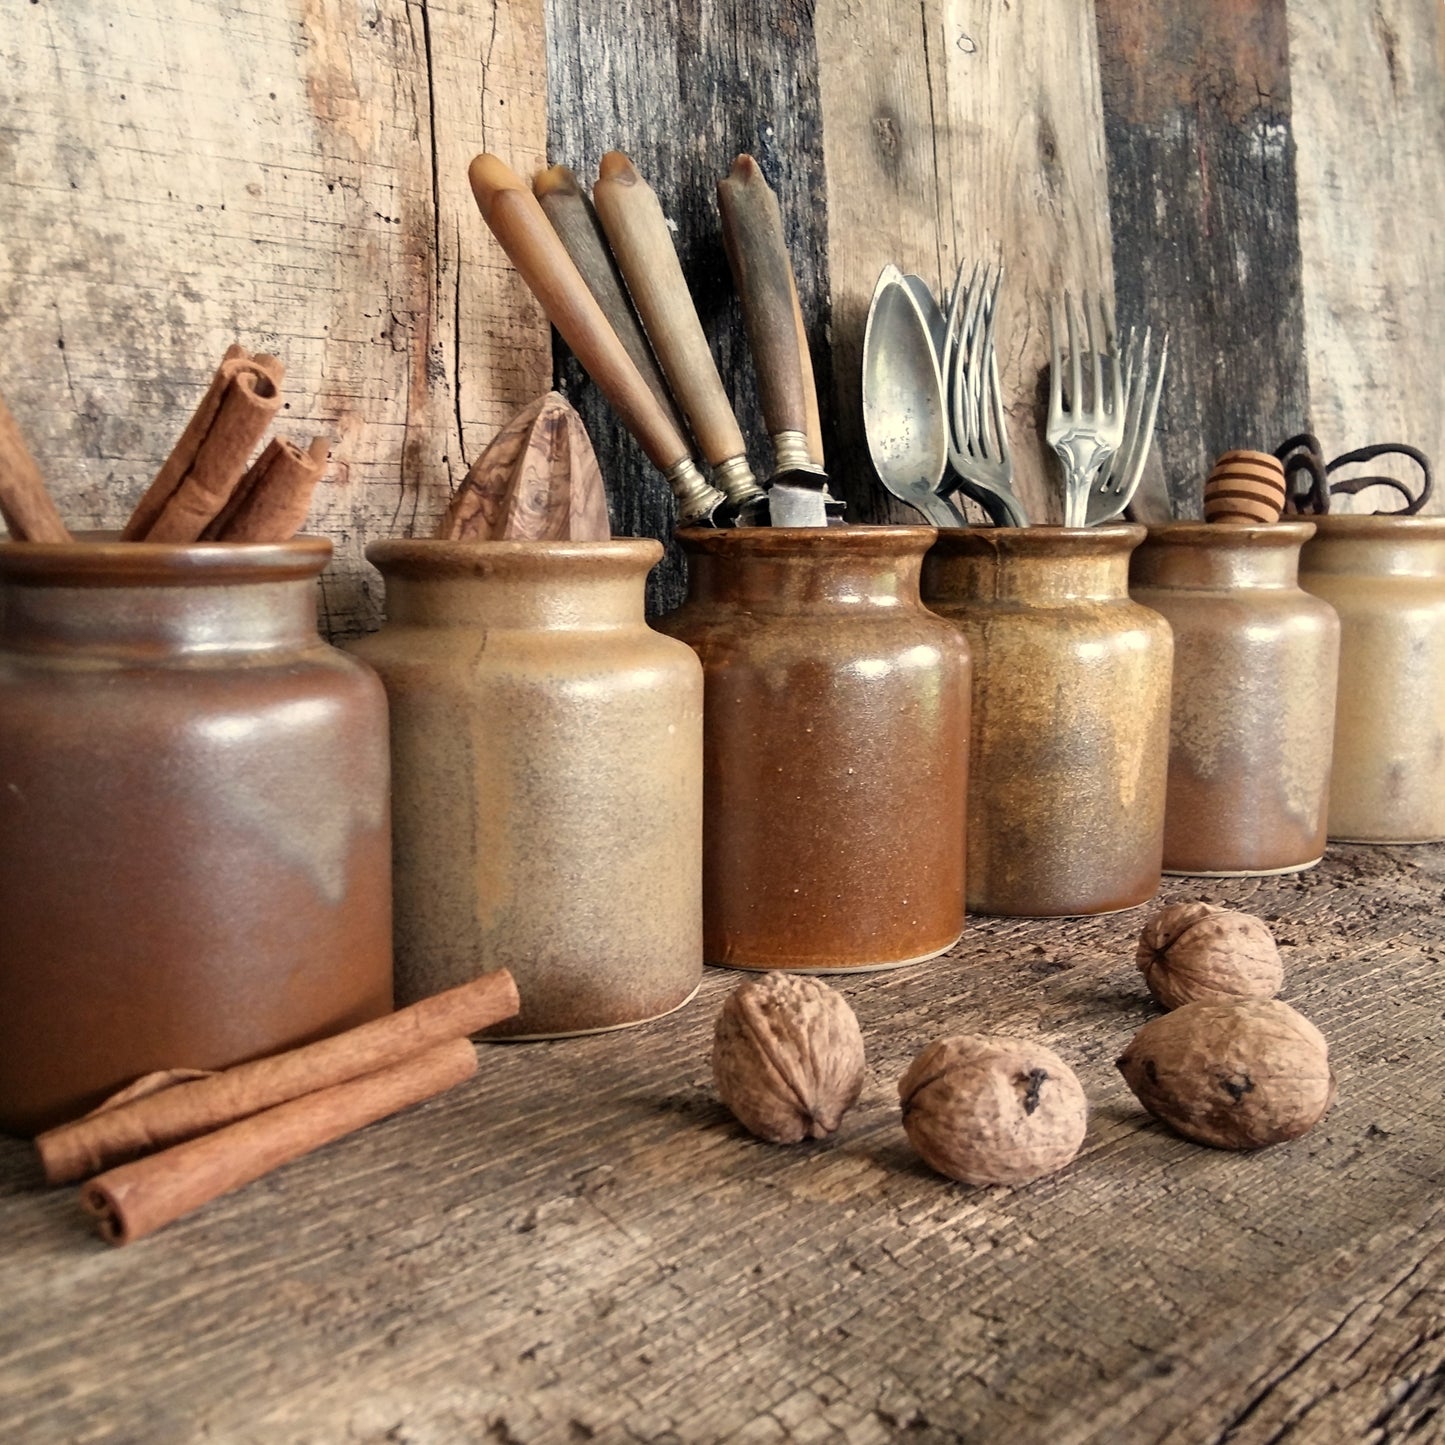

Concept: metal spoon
[[862, 265, 966, 528]]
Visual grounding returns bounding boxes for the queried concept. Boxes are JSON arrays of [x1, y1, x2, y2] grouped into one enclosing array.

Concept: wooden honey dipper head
[[1203, 449, 1286, 525]]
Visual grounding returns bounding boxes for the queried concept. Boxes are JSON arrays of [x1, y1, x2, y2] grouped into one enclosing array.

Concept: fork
[[942, 261, 1029, 527], [1087, 327, 1168, 525], [1047, 292, 1126, 527]]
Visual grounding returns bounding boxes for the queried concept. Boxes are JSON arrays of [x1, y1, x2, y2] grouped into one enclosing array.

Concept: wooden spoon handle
[[591, 152, 748, 472], [717, 155, 807, 447]]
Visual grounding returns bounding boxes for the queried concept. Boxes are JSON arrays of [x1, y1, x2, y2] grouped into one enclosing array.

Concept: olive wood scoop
[[592, 151, 768, 525], [468, 154, 724, 527], [717, 154, 833, 528]]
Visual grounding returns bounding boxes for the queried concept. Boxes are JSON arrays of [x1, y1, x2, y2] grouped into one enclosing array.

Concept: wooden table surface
[[3, 846, 1442, 1444]]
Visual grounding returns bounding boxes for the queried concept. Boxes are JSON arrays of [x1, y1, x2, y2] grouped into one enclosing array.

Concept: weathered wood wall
[[1, 0, 1442, 627]]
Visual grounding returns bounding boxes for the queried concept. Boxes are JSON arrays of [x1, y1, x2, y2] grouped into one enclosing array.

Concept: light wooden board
[[1287, 0, 1445, 516], [815, 0, 1115, 525], [0, 0, 550, 638], [2, 846, 1442, 1441]]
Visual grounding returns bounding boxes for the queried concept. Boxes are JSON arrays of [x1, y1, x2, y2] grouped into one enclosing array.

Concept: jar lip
[[1142, 520, 1316, 547], [1305, 514, 1445, 539], [0, 533, 333, 586], [928, 523, 1145, 556], [675, 524, 937, 557], [366, 536, 663, 578]]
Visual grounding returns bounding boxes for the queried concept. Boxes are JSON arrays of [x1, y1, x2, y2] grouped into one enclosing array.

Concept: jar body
[[1131, 522, 1339, 874], [923, 526, 1172, 916], [350, 540, 703, 1035], [1299, 516, 1445, 841], [0, 539, 393, 1136], [655, 527, 970, 971]]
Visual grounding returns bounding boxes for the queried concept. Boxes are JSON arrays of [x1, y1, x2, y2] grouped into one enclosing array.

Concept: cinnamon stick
[[0, 390, 73, 542], [121, 347, 286, 542], [37, 968, 520, 1184], [200, 435, 329, 542], [81, 1039, 478, 1245]]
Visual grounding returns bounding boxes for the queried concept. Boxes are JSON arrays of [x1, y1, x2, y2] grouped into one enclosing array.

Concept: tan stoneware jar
[[349, 538, 703, 1035], [923, 525, 1172, 917], [1131, 522, 1340, 875], [1299, 515, 1445, 841], [0, 537, 393, 1137], [654, 526, 970, 971]]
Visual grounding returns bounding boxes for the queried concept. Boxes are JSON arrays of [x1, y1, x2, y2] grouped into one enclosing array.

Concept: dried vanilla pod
[[1136, 902, 1283, 1010], [711, 973, 865, 1144], [899, 1035, 1088, 1186], [1117, 997, 1334, 1150]]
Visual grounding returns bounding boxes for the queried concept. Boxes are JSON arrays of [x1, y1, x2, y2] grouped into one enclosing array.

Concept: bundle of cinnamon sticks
[[0, 344, 328, 544], [35, 968, 520, 1245]]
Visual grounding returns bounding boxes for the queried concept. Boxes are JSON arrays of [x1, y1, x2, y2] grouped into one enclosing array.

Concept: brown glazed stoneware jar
[[1131, 522, 1340, 875], [655, 526, 969, 971], [0, 537, 393, 1137], [923, 525, 1172, 917], [1299, 515, 1445, 841], [349, 539, 703, 1035]]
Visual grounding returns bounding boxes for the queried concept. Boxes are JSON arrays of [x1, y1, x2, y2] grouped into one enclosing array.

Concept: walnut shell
[[1137, 902, 1283, 1009], [712, 973, 865, 1144], [898, 1035, 1088, 1186], [1117, 997, 1334, 1149]]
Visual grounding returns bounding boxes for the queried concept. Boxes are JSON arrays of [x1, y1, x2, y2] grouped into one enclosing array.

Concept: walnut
[[898, 1035, 1088, 1186], [1137, 902, 1283, 1009], [711, 973, 865, 1144], [1117, 997, 1334, 1149]]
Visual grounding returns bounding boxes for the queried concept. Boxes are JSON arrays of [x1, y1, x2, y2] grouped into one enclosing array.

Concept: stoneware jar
[[1299, 515, 1445, 841], [1131, 522, 1340, 875], [0, 537, 393, 1137], [349, 538, 703, 1035], [655, 526, 970, 971], [923, 525, 1172, 917]]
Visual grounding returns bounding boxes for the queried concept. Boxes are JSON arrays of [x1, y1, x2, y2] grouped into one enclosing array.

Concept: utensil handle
[[717, 155, 809, 447], [790, 273, 824, 468], [592, 152, 749, 472], [469, 156, 695, 479]]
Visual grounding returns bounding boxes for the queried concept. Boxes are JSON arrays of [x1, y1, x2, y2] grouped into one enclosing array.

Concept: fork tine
[[1066, 291, 1083, 417], [1084, 292, 1104, 416], [1048, 297, 1063, 423], [942, 262, 968, 451], [966, 267, 992, 452], [1102, 295, 1124, 419], [976, 272, 1001, 460], [960, 264, 988, 452]]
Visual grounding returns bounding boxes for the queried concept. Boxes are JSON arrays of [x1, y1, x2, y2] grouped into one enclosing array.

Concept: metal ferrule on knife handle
[[770, 430, 822, 476], [467, 154, 725, 527], [591, 151, 767, 518]]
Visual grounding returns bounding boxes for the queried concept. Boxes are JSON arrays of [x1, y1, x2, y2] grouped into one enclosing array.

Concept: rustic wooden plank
[[2, 845, 1442, 1440], [1094, 0, 1310, 521], [0, 0, 550, 638], [1287, 0, 1445, 515], [543, 0, 831, 614], [815, 0, 1116, 525]]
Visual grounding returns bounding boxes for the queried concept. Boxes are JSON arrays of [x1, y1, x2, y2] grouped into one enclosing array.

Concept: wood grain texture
[[1287, 0, 1445, 516], [2, 846, 1442, 1440], [544, 0, 830, 613], [816, 0, 1115, 525], [1095, 0, 1310, 521], [0, 0, 549, 637]]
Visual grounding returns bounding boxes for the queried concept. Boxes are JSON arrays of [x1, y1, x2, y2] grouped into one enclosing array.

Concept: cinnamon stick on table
[[200, 435, 329, 542], [0, 391, 73, 542], [36, 968, 521, 1184], [121, 346, 285, 542], [82, 1039, 478, 1246]]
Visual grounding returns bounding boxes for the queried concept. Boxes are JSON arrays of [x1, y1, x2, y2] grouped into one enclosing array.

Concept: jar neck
[[1301, 515, 1445, 579], [677, 526, 935, 611], [1131, 522, 1314, 591], [0, 539, 331, 656], [923, 525, 1144, 605], [366, 539, 659, 630]]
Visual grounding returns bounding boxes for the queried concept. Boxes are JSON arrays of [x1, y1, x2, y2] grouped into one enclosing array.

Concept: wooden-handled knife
[[591, 151, 768, 525], [716, 155, 834, 527], [532, 164, 692, 447], [468, 154, 724, 527]]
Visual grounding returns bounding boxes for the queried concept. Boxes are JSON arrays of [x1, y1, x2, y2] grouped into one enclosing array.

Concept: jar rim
[[675, 524, 937, 557], [0, 533, 333, 586], [1304, 514, 1445, 539], [927, 523, 1144, 557], [1142, 520, 1316, 547], [365, 536, 663, 579]]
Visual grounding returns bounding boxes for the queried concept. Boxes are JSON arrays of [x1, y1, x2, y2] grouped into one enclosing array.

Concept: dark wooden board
[[544, 0, 832, 615], [1094, 0, 1311, 521], [3, 845, 1443, 1441]]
